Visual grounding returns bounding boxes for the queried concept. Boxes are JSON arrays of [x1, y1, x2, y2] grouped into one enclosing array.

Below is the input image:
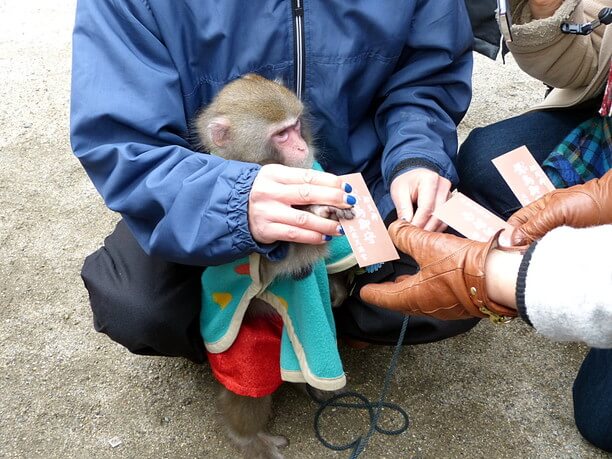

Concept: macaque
[[194, 74, 354, 458]]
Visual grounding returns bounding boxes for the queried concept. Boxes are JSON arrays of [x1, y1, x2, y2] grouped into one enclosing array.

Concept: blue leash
[[309, 315, 411, 458]]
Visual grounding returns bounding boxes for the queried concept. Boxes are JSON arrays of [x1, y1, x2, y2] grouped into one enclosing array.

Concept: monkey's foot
[[258, 432, 289, 449], [234, 432, 288, 459], [293, 383, 347, 402]]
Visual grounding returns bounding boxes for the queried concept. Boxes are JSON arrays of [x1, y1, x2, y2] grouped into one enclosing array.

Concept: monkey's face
[[198, 74, 314, 169], [265, 117, 312, 168]]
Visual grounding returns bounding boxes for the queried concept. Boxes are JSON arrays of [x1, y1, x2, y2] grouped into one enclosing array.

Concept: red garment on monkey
[[206, 314, 283, 398]]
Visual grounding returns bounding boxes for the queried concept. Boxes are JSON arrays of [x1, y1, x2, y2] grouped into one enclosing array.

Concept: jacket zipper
[[292, 0, 305, 100]]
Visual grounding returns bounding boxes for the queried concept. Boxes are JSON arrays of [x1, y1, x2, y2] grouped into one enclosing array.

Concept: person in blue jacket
[[71, 0, 476, 362]]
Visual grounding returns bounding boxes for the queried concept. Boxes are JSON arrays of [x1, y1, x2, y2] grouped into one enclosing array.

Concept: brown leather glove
[[359, 220, 518, 322], [508, 169, 612, 245]]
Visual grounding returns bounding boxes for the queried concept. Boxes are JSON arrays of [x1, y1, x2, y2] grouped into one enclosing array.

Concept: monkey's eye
[[273, 120, 300, 143], [273, 129, 290, 143]]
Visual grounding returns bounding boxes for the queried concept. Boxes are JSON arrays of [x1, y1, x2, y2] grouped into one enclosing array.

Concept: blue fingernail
[[345, 194, 357, 206], [343, 182, 353, 193], [323, 235, 332, 242], [337, 225, 345, 235]]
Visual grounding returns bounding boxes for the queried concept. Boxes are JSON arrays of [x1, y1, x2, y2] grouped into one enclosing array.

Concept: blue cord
[[309, 315, 410, 457]]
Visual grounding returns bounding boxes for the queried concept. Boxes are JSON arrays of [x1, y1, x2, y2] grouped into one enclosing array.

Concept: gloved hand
[[508, 169, 612, 245], [359, 220, 518, 322]]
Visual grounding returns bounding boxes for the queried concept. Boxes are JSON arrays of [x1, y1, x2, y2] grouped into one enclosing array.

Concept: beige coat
[[504, 0, 611, 110]]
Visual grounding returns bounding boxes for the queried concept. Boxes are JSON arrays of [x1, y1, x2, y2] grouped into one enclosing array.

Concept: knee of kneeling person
[[573, 399, 612, 452], [575, 415, 612, 452], [456, 127, 499, 193], [89, 287, 177, 355]]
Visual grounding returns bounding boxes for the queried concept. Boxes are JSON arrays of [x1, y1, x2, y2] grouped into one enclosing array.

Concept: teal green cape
[[201, 236, 355, 391]]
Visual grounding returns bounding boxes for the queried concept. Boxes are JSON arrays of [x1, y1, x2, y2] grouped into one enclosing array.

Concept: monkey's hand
[[307, 204, 356, 221]]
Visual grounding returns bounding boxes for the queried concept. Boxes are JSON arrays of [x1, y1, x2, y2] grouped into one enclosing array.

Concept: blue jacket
[[70, 0, 473, 266]]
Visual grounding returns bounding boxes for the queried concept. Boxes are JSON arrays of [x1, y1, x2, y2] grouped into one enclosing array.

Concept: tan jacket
[[504, 0, 611, 110]]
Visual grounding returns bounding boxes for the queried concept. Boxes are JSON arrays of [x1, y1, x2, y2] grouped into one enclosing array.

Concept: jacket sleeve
[[70, 0, 283, 266], [376, 0, 473, 188], [503, 0, 600, 89], [515, 225, 612, 349]]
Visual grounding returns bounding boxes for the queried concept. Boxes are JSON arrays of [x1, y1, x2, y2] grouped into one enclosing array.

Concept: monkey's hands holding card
[[248, 164, 354, 245], [390, 168, 451, 232], [508, 170, 612, 246], [360, 220, 517, 322]]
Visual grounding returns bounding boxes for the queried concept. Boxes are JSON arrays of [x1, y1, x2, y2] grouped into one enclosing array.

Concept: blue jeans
[[457, 106, 596, 219], [457, 106, 612, 453], [573, 349, 612, 452]]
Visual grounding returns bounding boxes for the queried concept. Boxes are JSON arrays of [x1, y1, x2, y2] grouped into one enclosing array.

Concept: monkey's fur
[[194, 74, 353, 458]]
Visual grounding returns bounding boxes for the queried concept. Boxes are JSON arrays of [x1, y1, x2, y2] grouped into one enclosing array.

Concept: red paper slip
[[433, 192, 513, 242], [338, 173, 399, 267], [492, 145, 555, 206]]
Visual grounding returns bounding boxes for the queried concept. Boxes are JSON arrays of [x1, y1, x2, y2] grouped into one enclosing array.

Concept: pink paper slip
[[492, 145, 555, 206], [338, 173, 399, 267], [433, 192, 513, 242]]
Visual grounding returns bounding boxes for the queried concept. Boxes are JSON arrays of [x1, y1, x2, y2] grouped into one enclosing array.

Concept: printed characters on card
[[433, 192, 513, 242], [435, 146, 553, 241], [492, 146, 555, 206], [337, 146, 551, 263], [338, 173, 399, 268]]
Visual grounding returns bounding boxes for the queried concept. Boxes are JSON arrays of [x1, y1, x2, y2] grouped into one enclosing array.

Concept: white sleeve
[[519, 225, 612, 348]]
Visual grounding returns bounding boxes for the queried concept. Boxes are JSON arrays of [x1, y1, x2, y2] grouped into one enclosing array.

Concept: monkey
[[194, 74, 354, 458], [195, 73, 354, 287]]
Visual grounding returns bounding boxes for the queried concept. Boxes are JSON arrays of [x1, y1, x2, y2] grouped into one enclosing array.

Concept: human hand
[[507, 170, 612, 245], [528, 0, 564, 19], [390, 168, 451, 232], [359, 220, 517, 321], [248, 164, 355, 245]]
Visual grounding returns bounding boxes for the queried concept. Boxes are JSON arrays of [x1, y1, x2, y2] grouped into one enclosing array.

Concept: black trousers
[[82, 215, 480, 364]]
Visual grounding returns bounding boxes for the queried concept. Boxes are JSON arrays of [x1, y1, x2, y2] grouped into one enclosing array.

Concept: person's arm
[[461, 225, 612, 348], [71, 1, 346, 266], [70, 0, 270, 266], [513, 225, 612, 348], [359, 221, 518, 322], [376, 0, 473, 230], [502, 0, 601, 89], [360, 221, 612, 347]]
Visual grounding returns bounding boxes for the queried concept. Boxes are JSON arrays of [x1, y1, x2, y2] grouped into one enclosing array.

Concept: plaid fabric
[[543, 116, 612, 188], [543, 61, 612, 188]]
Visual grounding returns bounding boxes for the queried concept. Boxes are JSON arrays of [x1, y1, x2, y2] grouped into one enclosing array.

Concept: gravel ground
[[1, 2, 609, 458]]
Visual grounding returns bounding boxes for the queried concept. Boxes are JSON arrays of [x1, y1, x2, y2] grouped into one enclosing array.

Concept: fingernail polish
[[323, 235, 332, 242], [343, 182, 353, 193], [337, 225, 345, 235], [344, 194, 357, 206]]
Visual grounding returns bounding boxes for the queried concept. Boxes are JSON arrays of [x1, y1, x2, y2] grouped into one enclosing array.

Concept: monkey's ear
[[208, 117, 231, 147]]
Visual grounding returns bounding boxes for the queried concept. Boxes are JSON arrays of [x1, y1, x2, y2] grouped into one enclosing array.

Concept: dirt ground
[[0, 1, 609, 458]]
